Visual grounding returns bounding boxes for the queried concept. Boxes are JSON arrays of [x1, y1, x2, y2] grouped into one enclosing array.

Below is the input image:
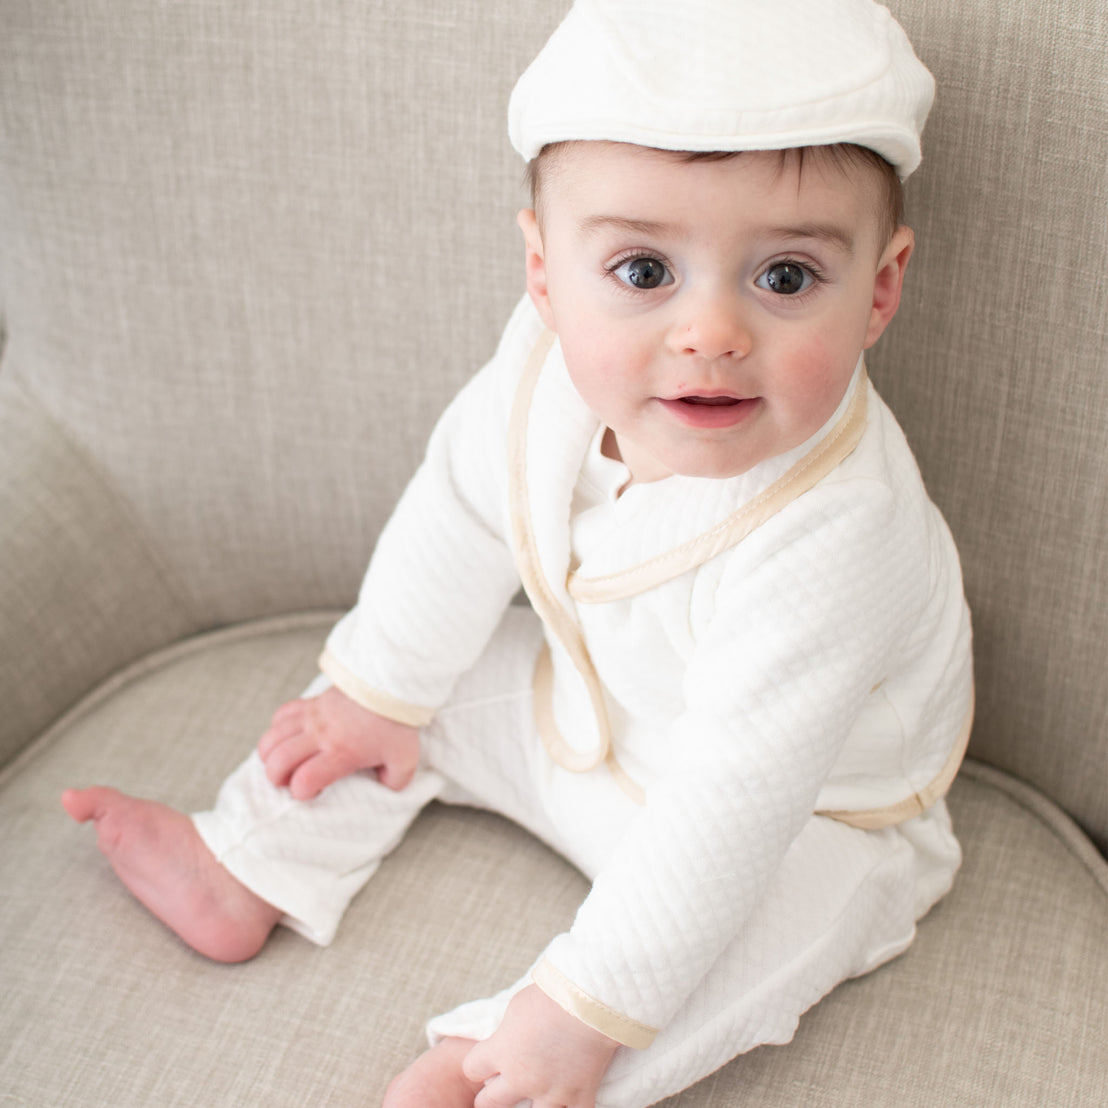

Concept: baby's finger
[[257, 715, 303, 759], [270, 697, 308, 722], [461, 1039, 495, 1086], [376, 754, 418, 792], [260, 732, 319, 787], [288, 751, 359, 800], [472, 1076, 527, 1108], [264, 699, 309, 736]]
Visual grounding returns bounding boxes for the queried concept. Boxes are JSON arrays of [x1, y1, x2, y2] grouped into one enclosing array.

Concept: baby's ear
[[517, 209, 556, 331], [864, 226, 914, 349]]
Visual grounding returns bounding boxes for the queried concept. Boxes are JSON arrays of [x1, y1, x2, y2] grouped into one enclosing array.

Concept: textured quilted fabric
[[323, 295, 973, 1038]]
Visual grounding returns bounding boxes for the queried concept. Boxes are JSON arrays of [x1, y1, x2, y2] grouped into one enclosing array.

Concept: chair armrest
[[0, 375, 197, 769]]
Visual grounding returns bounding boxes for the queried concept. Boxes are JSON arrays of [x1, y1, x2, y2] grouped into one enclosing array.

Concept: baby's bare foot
[[62, 786, 280, 963], [383, 1037, 482, 1108]]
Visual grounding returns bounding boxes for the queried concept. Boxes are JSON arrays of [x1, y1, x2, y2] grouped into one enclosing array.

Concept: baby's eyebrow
[[767, 222, 856, 255], [580, 215, 857, 255], [579, 214, 672, 238]]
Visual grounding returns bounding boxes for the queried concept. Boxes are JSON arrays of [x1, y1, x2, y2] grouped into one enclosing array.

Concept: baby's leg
[[190, 749, 444, 946], [591, 804, 961, 1108], [418, 804, 959, 1108], [65, 726, 444, 956], [61, 787, 280, 962]]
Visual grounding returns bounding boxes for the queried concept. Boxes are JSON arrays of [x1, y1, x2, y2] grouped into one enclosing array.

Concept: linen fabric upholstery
[[0, 619, 1103, 1105], [0, 0, 1105, 1104], [872, 0, 1108, 850]]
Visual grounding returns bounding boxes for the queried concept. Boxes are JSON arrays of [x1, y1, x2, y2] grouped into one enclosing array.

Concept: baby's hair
[[526, 141, 905, 248]]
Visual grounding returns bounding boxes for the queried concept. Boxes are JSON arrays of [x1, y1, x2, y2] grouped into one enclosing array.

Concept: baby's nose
[[665, 288, 753, 361]]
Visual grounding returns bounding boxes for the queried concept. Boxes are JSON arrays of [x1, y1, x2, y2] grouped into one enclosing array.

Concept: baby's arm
[[257, 687, 420, 799], [530, 480, 925, 1045], [257, 312, 544, 805], [462, 984, 619, 1108]]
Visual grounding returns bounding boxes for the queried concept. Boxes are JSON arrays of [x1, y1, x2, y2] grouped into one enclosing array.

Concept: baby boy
[[64, 2, 974, 1106]]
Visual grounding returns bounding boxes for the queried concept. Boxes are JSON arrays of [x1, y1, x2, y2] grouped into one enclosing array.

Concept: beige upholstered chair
[[1, 2, 1104, 1104]]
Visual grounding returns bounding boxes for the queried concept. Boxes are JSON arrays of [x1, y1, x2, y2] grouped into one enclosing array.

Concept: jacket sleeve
[[533, 474, 930, 1046], [319, 304, 539, 723]]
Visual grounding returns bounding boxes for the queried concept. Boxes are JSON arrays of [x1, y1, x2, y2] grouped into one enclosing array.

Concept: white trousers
[[193, 607, 961, 1108]]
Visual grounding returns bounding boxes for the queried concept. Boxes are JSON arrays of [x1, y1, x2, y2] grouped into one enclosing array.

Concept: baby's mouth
[[659, 393, 758, 429], [679, 395, 741, 407]]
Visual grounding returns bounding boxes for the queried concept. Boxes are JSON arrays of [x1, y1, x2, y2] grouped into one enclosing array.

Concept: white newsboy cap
[[509, 0, 935, 179]]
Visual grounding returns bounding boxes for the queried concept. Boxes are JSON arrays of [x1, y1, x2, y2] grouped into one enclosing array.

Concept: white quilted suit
[[194, 296, 973, 1106]]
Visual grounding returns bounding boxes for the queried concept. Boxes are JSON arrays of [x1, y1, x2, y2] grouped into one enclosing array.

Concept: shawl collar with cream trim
[[511, 331, 871, 606]]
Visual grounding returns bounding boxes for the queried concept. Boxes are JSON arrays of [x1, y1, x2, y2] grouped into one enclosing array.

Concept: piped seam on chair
[[956, 760, 1108, 896]]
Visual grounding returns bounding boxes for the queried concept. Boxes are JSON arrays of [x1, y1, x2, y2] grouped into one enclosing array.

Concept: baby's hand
[[257, 687, 420, 800], [462, 984, 619, 1108]]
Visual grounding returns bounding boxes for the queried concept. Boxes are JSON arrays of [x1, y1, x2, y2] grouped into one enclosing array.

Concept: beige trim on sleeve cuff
[[317, 649, 436, 728], [532, 957, 658, 1050]]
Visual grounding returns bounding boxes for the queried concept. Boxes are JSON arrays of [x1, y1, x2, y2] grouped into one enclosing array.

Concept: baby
[[63, 1, 974, 1106]]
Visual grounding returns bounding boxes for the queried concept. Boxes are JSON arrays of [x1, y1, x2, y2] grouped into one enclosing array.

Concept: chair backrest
[[876, 0, 1107, 854], [0, 0, 1104, 851]]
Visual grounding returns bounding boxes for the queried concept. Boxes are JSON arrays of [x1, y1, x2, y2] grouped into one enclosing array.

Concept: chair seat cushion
[[1, 615, 1105, 1106]]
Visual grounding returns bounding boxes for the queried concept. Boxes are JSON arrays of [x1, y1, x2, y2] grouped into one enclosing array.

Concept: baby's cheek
[[783, 344, 857, 417], [565, 353, 634, 416]]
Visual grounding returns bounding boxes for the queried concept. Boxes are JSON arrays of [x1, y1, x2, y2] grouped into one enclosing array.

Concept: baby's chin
[[611, 416, 807, 484]]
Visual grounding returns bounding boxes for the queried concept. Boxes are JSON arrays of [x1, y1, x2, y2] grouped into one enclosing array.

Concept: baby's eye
[[756, 262, 814, 296], [611, 256, 673, 290]]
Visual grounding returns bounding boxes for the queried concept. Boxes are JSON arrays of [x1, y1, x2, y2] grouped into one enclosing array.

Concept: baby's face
[[519, 142, 913, 482]]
